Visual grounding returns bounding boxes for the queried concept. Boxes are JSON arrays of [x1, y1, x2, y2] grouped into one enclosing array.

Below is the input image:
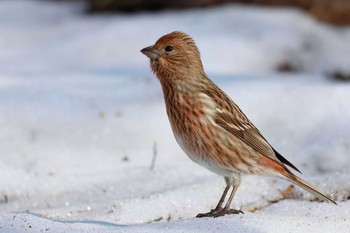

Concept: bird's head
[[141, 31, 203, 79]]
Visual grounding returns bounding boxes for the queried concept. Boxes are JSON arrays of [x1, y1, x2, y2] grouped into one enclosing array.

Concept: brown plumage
[[141, 31, 336, 217]]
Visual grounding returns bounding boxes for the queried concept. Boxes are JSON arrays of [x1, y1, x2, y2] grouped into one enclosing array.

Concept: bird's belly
[[174, 131, 234, 177]]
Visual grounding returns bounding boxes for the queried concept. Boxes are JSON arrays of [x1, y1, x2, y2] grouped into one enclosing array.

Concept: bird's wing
[[214, 108, 301, 173], [215, 109, 275, 158], [202, 79, 301, 173]]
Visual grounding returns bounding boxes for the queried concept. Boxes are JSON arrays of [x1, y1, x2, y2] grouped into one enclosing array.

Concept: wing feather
[[202, 80, 301, 173], [215, 110, 274, 158]]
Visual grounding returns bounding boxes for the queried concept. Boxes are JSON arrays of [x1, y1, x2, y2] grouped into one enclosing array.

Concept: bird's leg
[[197, 175, 243, 218], [216, 175, 243, 216], [196, 177, 233, 218], [196, 183, 231, 218], [219, 184, 244, 216]]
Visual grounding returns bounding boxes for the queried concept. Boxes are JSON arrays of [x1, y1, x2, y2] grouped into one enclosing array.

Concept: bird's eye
[[165, 45, 173, 52]]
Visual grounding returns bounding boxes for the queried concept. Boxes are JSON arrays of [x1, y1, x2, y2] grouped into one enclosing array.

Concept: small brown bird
[[141, 31, 336, 217]]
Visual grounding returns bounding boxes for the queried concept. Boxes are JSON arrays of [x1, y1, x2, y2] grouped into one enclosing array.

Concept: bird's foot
[[196, 207, 243, 218], [196, 207, 223, 218]]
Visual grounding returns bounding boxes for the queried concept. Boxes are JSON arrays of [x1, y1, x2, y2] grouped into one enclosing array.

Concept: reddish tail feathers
[[261, 155, 336, 204], [285, 172, 336, 204]]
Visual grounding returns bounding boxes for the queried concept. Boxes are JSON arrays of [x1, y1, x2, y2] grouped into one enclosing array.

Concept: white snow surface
[[0, 1, 350, 232]]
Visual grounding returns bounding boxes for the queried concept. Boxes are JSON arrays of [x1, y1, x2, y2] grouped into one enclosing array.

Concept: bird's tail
[[284, 173, 337, 205]]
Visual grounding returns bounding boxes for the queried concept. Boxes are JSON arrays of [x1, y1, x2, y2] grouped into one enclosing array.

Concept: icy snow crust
[[0, 1, 349, 232]]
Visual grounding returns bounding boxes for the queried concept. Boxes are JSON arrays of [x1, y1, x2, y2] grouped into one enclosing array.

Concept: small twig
[[0, 195, 8, 204], [150, 141, 157, 170], [154, 217, 163, 222], [281, 185, 296, 199], [146, 216, 163, 223], [91, 183, 107, 193]]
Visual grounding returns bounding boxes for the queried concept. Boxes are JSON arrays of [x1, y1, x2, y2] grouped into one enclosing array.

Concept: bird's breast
[[165, 92, 217, 135], [163, 91, 233, 175]]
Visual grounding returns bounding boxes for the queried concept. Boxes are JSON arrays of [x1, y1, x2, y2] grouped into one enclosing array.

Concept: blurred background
[[0, 0, 349, 228], [89, 0, 350, 26]]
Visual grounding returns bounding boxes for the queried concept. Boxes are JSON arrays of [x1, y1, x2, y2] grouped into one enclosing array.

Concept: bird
[[140, 31, 336, 218]]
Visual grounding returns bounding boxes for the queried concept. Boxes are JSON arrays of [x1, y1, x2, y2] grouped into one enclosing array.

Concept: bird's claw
[[196, 208, 243, 218]]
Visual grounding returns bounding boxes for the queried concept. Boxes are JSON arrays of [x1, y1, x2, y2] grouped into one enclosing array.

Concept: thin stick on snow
[[150, 141, 157, 170]]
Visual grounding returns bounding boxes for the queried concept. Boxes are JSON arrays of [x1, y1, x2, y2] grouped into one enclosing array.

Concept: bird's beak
[[141, 46, 159, 60]]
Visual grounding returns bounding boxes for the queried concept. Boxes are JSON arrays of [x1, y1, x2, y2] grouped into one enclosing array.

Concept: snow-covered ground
[[0, 1, 349, 232]]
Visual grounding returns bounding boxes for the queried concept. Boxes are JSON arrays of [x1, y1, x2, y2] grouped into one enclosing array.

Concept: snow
[[0, 1, 350, 232], [1, 201, 350, 233]]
